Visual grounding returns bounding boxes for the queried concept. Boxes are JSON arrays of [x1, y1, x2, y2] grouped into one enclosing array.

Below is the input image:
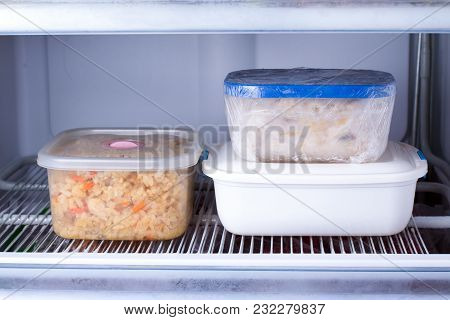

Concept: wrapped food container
[[224, 68, 396, 163], [38, 128, 202, 240], [203, 141, 427, 236]]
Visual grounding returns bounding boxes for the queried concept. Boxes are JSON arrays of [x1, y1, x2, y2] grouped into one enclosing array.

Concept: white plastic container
[[224, 68, 396, 163], [38, 128, 202, 240], [203, 141, 427, 236]]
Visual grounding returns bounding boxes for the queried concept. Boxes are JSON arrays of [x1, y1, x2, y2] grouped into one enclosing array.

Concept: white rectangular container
[[203, 141, 427, 236]]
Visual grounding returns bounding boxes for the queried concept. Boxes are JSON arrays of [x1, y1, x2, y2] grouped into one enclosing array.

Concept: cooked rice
[[48, 168, 194, 240]]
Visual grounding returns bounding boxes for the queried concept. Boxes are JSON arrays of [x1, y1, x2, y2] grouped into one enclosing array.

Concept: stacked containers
[[38, 128, 202, 240], [203, 68, 428, 236]]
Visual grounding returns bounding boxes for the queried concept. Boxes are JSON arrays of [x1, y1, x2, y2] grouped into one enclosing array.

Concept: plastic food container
[[203, 141, 427, 236], [38, 128, 202, 240], [224, 68, 396, 163]]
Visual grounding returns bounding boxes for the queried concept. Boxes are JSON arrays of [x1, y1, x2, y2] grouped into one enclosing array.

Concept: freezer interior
[[0, 34, 449, 299]]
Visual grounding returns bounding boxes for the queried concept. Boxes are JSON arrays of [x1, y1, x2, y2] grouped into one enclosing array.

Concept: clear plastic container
[[38, 128, 202, 240], [224, 68, 396, 163]]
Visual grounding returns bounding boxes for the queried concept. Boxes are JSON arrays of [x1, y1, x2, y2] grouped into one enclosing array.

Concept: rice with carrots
[[48, 168, 194, 240]]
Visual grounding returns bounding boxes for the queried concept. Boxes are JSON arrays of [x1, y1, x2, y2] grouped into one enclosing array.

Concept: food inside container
[[38, 128, 202, 240], [224, 68, 396, 163], [203, 141, 427, 236]]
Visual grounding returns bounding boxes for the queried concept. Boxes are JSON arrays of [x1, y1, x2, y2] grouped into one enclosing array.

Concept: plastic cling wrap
[[224, 68, 396, 163]]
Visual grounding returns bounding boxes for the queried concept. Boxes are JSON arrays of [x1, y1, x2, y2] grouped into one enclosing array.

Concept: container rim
[[203, 142, 428, 185], [37, 128, 203, 171], [224, 68, 396, 99]]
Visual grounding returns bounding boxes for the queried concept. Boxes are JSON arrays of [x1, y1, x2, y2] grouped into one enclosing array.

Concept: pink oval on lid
[[108, 140, 139, 150]]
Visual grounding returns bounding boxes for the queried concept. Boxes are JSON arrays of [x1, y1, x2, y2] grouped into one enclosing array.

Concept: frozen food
[[38, 128, 202, 240], [224, 68, 396, 163]]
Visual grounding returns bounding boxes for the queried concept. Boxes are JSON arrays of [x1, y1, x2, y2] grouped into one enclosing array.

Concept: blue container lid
[[224, 68, 395, 99]]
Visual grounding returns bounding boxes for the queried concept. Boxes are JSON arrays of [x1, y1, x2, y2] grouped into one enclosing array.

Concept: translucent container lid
[[224, 68, 395, 99], [38, 128, 203, 171]]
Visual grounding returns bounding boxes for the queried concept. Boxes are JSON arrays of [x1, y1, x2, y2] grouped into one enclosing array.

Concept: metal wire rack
[[0, 162, 429, 255]]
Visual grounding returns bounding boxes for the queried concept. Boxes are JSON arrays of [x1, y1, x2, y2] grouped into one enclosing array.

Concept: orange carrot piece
[[70, 174, 85, 183], [132, 201, 146, 213], [82, 181, 95, 191], [69, 207, 85, 214], [121, 200, 131, 207]]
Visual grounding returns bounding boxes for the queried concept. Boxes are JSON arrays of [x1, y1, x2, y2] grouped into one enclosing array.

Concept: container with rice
[[38, 128, 201, 240]]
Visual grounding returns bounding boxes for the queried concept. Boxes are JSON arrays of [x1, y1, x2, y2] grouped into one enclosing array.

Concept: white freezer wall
[[0, 33, 419, 166], [46, 34, 409, 136]]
